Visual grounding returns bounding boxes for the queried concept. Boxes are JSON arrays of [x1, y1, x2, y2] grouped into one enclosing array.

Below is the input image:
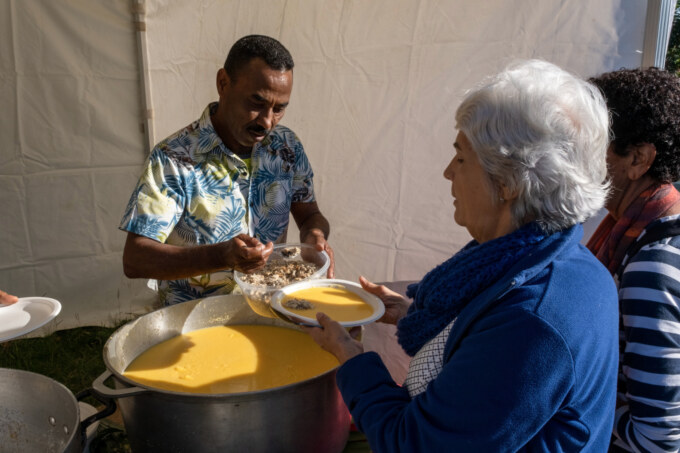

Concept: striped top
[[612, 214, 680, 453]]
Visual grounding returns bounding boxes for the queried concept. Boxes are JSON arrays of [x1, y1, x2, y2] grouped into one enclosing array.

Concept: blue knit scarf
[[398, 222, 548, 356]]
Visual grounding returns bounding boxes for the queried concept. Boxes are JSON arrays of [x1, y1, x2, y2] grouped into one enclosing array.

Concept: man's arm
[[122, 232, 273, 280], [291, 201, 334, 277], [292, 201, 330, 242]]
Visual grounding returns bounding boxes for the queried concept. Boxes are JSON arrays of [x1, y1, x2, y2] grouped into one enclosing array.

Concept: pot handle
[[75, 387, 117, 439], [91, 369, 150, 398]]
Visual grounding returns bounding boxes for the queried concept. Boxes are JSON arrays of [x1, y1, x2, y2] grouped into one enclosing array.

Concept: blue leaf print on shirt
[[165, 274, 234, 305], [195, 160, 238, 199], [121, 184, 146, 222], [166, 279, 208, 304], [173, 221, 199, 244], [213, 203, 247, 238], [190, 202, 246, 243], [197, 127, 221, 153], [163, 174, 186, 205], [255, 215, 288, 243], [125, 215, 172, 241]]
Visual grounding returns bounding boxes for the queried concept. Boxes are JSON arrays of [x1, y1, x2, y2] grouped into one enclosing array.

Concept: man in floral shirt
[[119, 35, 333, 305]]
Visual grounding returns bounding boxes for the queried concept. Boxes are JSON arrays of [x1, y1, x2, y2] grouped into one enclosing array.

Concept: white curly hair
[[455, 59, 610, 233]]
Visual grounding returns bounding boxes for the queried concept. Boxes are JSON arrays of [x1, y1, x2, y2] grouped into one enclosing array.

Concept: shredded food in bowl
[[238, 260, 318, 288]]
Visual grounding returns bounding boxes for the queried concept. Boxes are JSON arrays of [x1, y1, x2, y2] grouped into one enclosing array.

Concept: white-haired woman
[[305, 60, 619, 452]]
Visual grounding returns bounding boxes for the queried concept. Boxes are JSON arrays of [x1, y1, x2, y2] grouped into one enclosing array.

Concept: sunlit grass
[[1, 326, 118, 395]]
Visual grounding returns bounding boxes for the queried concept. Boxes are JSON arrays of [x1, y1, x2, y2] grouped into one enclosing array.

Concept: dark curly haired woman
[[588, 67, 680, 452]]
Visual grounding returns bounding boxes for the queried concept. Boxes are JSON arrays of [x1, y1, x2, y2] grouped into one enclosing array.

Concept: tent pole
[[642, 0, 678, 69], [132, 0, 154, 153]]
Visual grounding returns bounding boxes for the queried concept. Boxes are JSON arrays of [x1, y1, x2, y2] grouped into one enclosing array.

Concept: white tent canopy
[[0, 0, 672, 331]]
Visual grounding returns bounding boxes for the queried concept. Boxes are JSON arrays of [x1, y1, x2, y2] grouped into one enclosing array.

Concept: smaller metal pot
[[0, 368, 115, 453]]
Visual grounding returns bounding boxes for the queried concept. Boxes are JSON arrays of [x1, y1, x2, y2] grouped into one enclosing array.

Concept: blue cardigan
[[338, 225, 619, 452]]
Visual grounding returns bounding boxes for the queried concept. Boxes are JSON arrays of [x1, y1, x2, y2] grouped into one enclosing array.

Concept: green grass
[[0, 325, 118, 395]]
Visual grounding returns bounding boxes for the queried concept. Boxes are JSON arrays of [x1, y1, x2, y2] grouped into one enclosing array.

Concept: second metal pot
[[0, 368, 113, 453]]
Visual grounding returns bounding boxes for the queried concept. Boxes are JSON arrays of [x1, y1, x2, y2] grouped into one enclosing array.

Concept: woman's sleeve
[[337, 309, 574, 452], [612, 243, 680, 452]]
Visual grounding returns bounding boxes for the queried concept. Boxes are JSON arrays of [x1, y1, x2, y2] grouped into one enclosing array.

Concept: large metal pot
[[0, 368, 113, 453], [92, 294, 351, 453]]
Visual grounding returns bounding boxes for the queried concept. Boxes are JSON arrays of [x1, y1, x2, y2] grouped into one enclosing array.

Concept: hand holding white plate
[[0, 297, 62, 342], [271, 279, 384, 327]]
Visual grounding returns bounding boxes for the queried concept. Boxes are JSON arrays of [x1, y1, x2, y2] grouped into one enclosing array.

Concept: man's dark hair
[[590, 67, 680, 183], [224, 35, 294, 81]]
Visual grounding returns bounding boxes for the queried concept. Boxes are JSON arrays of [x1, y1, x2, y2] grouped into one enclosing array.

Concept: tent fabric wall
[[0, 0, 649, 331], [143, 0, 645, 281], [0, 0, 154, 331]]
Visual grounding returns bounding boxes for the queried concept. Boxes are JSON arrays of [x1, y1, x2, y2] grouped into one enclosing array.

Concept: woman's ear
[[627, 143, 656, 180], [499, 183, 517, 202]]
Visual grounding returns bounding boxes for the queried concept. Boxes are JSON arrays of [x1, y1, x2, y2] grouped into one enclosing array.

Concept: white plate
[[271, 279, 385, 327], [0, 297, 62, 342]]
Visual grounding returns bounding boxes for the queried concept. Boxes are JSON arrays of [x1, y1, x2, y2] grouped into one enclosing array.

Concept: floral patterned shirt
[[119, 103, 315, 305]]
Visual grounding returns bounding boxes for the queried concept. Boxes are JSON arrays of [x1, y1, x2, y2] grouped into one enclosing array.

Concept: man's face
[[215, 57, 293, 153]]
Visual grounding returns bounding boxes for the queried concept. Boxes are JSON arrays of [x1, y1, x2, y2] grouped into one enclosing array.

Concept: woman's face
[[444, 131, 511, 243], [603, 143, 635, 216]]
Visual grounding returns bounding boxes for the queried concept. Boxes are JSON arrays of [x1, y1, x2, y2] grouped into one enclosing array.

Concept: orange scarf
[[587, 183, 680, 275]]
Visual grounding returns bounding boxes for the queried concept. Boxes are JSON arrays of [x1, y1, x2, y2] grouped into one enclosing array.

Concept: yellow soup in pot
[[282, 286, 374, 322], [123, 325, 338, 394]]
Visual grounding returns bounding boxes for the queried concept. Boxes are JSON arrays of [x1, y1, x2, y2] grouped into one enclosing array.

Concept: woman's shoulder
[[492, 246, 618, 340], [512, 224, 614, 293], [634, 215, 680, 246], [621, 231, 680, 297], [625, 215, 680, 269], [629, 237, 680, 265], [482, 231, 617, 322], [542, 239, 618, 298]]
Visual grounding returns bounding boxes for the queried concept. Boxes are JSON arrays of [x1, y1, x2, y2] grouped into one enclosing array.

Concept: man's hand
[[359, 276, 410, 325], [302, 312, 364, 364], [302, 228, 335, 278], [291, 201, 333, 277], [223, 234, 274, 273], [123, 232, 273, 280], [0, 290, 19, 305]]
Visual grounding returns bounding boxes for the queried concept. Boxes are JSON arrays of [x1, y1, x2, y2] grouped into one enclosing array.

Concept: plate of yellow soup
[[270, 279, 385, 327]]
